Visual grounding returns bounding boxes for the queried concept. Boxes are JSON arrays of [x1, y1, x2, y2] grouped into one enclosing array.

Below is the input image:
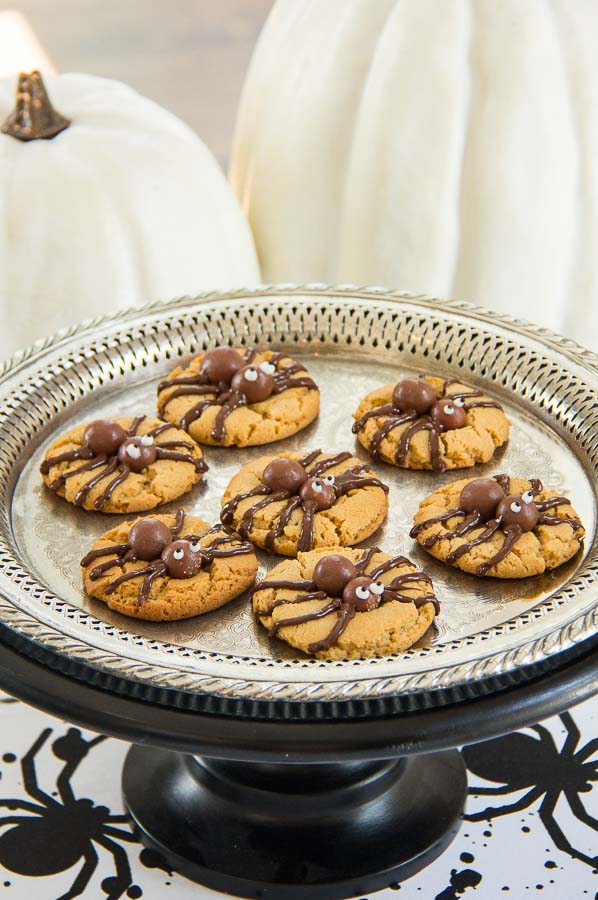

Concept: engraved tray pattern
[[0, 285, 596, 702]]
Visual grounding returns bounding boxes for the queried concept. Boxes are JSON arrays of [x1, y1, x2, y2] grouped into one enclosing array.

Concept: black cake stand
[[0, 628, 595, 900]]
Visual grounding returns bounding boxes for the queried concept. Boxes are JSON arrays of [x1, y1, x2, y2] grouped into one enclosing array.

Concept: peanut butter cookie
[[157, 347, 320, 447], [252, 546, 438, 659], [411, 474, 584, 578], [221, 450, 389, 557], [40, 416, 207, 513], [353, 376, 510, 472], [81, 510, 257, 621]]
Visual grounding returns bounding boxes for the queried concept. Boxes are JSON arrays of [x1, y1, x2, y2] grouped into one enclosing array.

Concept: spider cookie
[[81, 510, 257, 621], [252, 547, 439, 659], [157, 347, 320, 447], [353, 376, 510, 472], [411, 475, 584, 578], [221, 450, 389, 557], [40, 416, 207, 513]]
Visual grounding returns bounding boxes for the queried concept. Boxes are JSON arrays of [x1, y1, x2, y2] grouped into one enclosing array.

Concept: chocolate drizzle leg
[[254, 550, 437, 656], [41, 417, 207, 509], [82, 511, 253, 608], [158, 348, 318, 444], [353, 376, 505, 470], [222, 451, 388, 553]]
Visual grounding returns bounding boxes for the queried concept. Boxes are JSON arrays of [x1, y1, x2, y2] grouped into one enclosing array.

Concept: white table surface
[[0, 689, 596, 899]]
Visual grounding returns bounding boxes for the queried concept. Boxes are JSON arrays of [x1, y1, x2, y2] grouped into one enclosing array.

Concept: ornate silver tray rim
[[0, 284, 596, 704]]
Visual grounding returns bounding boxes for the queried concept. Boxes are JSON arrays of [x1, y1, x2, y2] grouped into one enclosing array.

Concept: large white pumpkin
[[231, 0, 598, 348], [0, 71, 260, 357]]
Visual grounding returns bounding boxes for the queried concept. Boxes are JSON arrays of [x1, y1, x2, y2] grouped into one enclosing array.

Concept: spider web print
[[0, 692, 596, 899]]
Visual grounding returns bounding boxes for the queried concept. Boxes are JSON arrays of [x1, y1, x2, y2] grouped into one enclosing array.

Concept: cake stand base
[[123, 745, 467, 899]]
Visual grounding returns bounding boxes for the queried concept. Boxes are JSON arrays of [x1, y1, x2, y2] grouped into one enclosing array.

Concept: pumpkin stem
[[1, 70, 70, 142]]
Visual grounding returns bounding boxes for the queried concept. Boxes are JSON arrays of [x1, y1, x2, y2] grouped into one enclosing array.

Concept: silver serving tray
[[0, 286, 596, 703]]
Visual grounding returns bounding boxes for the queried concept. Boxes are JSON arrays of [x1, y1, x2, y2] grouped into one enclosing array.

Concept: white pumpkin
[[0, 71, 260, 358], [231, 0, 598, 349]]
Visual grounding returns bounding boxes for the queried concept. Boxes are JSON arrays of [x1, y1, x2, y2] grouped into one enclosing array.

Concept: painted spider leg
[[539, 789, 598, 869], [0, 815, 35, 827], [55, 732, 106, 804], [56, 845, 98, 900], [466, 784, 525, 796], [21, 728, 59, 808], [575, 740, 598, 763], [565, 789, 598, 834], [94, 833, 134, 899], [0, 798, 45, 815], [559, 711, 581, 754], [463, 786, 544, 821], [102, 825, 139, 843]]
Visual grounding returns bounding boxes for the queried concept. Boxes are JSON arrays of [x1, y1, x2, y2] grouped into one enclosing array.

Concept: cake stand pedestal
[[0, 632, 595, 900]]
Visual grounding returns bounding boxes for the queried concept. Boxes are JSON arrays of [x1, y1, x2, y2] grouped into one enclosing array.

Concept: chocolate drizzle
[[410, 475, 583, 576], [353, 377, 503, 473], [41, 417, 208, 509], [81, 511, 253, 608], [253, 548, 438, 655], [158, 349, 318, 443], [221, 451, 389, 553]]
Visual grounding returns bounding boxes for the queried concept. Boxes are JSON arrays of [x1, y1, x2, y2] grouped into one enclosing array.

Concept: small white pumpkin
[[231, 0, 598, 348], [0, 71, 260, 357]]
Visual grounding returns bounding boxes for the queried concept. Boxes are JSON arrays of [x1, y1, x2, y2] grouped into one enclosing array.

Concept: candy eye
[[189, 541, 201, 552], [370, 581, 384, 596], [323, 474, 335, 485], [453, 397, 465, 408], [173, 548, 184, 560], [259, 361, 276, 375], [355, 585, 371, 600], [140, 435, 154, 446], [244, 368, 258, 382], [126, 444, 141, 459], [443, 404, 456, 415], [522, 490, 534, 504], [510, 501, 522, 513], [311, 479, 324, 493]]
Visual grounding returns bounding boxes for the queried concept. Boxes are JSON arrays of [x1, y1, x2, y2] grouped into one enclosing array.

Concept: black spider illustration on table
[[463, 711, 598, 869], [0, 727, 140, 899]]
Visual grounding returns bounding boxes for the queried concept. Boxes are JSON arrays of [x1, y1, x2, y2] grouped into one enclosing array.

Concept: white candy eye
[[312, 479, 324, 493], [126, 444, 141, 459], [522, 490, 534, 504], [173, 548, 184, 560], [190, 541, 201, 552], [370, 581, 385, 596], [453, 397, 465, 408], [444, 404, 456, 415], [259, 361, 276, 375], [355, 585, 371, 600], [140, 435, 154, 446], [244, 368, 258, 382], [510, 501, 522, 513], [323, 474, 335, 485]]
